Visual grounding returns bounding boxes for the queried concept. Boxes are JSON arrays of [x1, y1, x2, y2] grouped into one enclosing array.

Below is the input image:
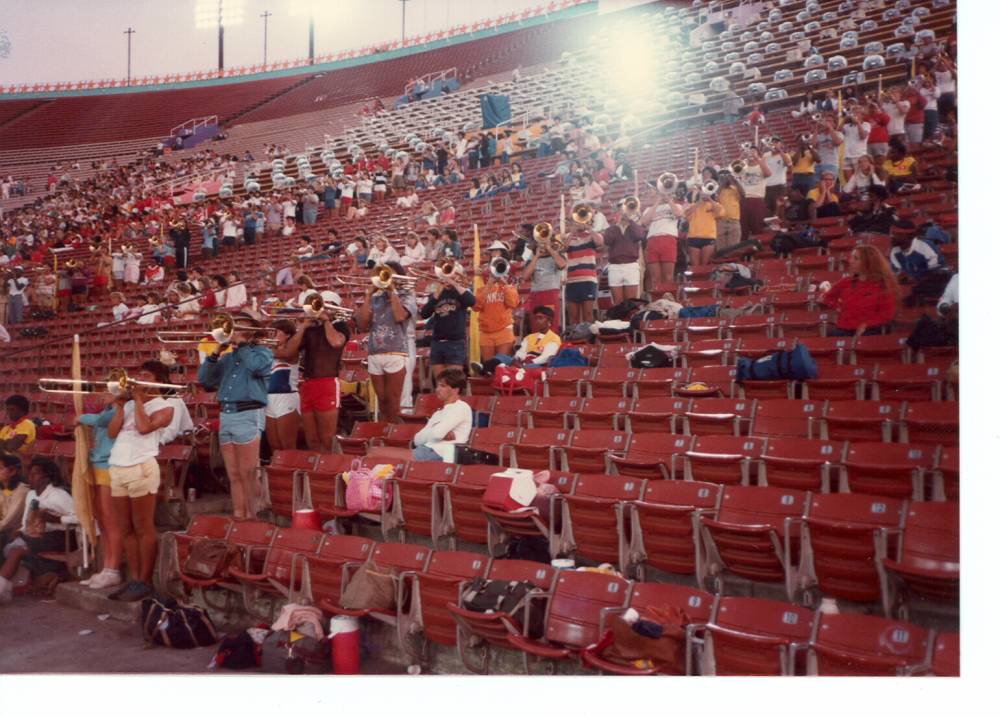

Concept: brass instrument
[[489, 256, 510, 279], [372, 264, 418, 291], [730, 159, 746, 174], [656, 172, 678, 193], [301, 292, 354, 321], [156, 314, 278, 346], [39, 368, 187, 396], [700, 180, 720, 199], [571, 203, 593, 225], [433, 260, 468, 287], [621, 195, 641, 218], [533, 222, 554, 244]]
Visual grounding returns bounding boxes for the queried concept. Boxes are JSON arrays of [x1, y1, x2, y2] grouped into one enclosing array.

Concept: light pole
[[195, 0, 245, 73], [260, 9, 271, 66], [123, 27, 135, 85], [399, 0, 410, 42]]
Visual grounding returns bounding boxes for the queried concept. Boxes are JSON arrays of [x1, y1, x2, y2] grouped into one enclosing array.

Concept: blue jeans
[[412, 445, 443, 462]]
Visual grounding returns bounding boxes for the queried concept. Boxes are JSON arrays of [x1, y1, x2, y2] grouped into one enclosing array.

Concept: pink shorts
[[646, 234, 678, 263]]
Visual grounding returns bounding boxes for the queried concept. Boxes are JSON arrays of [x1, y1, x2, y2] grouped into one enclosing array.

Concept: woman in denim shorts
[[198, 313, 273, 519]]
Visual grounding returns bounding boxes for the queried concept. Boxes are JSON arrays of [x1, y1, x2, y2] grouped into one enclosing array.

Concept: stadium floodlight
[[195, 0, 245, 71], [288, 0, 323, 64]]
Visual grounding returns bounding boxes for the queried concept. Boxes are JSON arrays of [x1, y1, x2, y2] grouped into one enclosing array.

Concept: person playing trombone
[[522, 223, 567, 334], [420, 261, 475, 379], [355, 262, 417, 423]]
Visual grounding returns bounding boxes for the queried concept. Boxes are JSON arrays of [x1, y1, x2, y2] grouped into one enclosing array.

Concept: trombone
[[532, 222, 565, 253], [265, 292, 355, 321], [621, 195, 641, 218], [157, 313, 279, 346], [39, 368, 187, 396], [571, 203, 593, 225]]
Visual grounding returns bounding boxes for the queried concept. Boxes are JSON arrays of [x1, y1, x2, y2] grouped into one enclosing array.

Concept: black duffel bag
[[141, 593, 218, 649]]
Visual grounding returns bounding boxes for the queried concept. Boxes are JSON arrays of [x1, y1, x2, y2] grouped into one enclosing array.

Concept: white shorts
[[266, 392, 301, 419], [607, 262, 641, 288], [367, 353, 407, 376], [109, 458, 161, 499]]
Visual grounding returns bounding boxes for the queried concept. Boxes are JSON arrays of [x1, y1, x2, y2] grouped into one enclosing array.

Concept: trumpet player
[[565, 202, 604, 326], [522, 224, 567, 333], [684, 179, 725, 267], [640, 172, 687, 288], [355, 262, 417, 423], [474, 255, 520, 362], [731, 144, 771, 242], [198, 313, 273, 520], [420, 262, 475, 379], [603, 198, 645, 305]]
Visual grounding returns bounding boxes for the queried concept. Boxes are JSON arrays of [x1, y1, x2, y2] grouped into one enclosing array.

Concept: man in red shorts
[[640, 173, 687, 290]]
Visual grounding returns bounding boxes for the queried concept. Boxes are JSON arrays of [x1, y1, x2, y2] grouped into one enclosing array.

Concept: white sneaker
[[0, 576, 12, 605], [88, 570, 123, 590]]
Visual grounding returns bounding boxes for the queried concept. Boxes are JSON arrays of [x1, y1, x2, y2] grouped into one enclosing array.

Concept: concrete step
[[55, 581, 144, 623]]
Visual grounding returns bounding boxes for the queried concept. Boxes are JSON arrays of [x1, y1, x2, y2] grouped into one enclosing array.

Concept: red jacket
[[821, 277, 896, 330]]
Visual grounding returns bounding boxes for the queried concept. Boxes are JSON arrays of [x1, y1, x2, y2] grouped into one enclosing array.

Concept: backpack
[[260, 630, 331, 674], [549, 347, 589, 368], [141, 594, 218, 649], [771, 228, 823, 256], [606, 298, 648, 321], [459, 578, 547, 639], [736, 344, 818, 382], [629, 344, 676, 369]]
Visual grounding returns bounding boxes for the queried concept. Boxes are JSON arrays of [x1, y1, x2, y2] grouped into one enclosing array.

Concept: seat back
[[808, 612, 931, 676], [632, 481, 721, 575], [684, 435, 766, 485], [542, 570, 630, 651], [306, 454, 355, 518], [843, 442, 937, 499], [759, 437, 845, 492], [416, 551, 491, 646], [685, 398, 755, 436], [263, 528, 325, 585], [265, 449, 320, 518], [752, 399, 824, 439], [707, 596, 814, 675], [307, 534, 376, 611], [565, 475, 645, 566]]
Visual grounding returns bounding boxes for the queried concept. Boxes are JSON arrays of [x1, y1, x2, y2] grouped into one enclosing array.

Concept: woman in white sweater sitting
[[368, 369, 472, 463]]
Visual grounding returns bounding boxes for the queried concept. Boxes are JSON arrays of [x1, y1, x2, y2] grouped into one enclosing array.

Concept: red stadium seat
[[562, 429, 630, 473], [703, 596, 814, 675], [683, 398, 756, 436], [439, 465, 497, 547], [686, 365, 738, 397], [481, 472, 575, 559], [806, 612, 931, 676], [628, 396, 690, 433], [229, 527, 325, 616], [586, 366, 642, 397], [758, 437, 845, 493], [850, 333, 912, 369], [337, 421, 390, 455], [933, 447, 958, 501], [383, 463, 458, 546], [558, 474, 645, 568], [682, 435, 766, 485], [751, 399, 825, 439], [608, 433, 693, 480], [512, 427, 573, 470], [573, 397, 633, 429], [682, 339, 738, 368], [841, 442, 939, 500], [326, 542, 432, 619], [403, 551, 490, 652], [821, 400, 899, 442], [522, 396, 584, 428], [901, 401, 958, 446], [301, 534, 376, 614], [870, 362, 949, 402], [801, 364, 869, 401], [543, 367, 593, 397], [634, 367, 689, 396], [159, 514, 233, 595], [259, 450, 320, 520]]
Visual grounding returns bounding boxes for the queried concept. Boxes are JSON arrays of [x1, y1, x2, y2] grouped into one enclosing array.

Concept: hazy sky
[[0, 0, 550, 85]]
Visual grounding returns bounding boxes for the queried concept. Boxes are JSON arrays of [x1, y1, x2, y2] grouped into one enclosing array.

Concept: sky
[[0, 0, 552, 85]]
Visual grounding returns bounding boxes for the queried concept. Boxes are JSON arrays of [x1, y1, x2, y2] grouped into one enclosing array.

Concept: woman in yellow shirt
[[0, 395, 35, 454], [791, 135, 821, 194], [684, 186, 725, 267], [806, 171, 842, 219], [880, 140, 919, 194]]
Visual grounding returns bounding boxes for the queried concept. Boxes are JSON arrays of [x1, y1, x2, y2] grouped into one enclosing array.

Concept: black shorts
[[687, 237, 715, 249], [429, 339, 467, 366], [566, 281, 597, 303]]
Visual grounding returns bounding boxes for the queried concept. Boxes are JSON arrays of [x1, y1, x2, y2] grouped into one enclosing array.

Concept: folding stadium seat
[[806, 612, 932, 676], [401, 551, 490, 657], [159, 514, 233, 595], [573, 397, 634, 430], [229, 527, 326, 618], [822, 400, 899, 442], [757, 437, 846, 493], [683, 397, 756, 436], [683, 435, 767, 486], [373, 423, 424, 448], [682, 339, 738, 368], [438, 465, 498, 547], [447, 558, 557, 674], [489, 397, 537, 427], [337, 421, 390, 455], [557, 474, 645, 568], [465, 427, 522, 462], [801, 365, 869, 401], [681, 317, 726, 341], [383, 463, 458, 546], [932, 447, 958, 501], [259, 450, 320, 520], [767, 292, 812, 312], [634, 367, 689, 397], [751, 399, 825, 439], [796, 336, 851, 367], [586, 366, 642, 397], [581, 581, 715, 675], [523, 396, 585, 428], [608, 432, 693, 481], [561, 430, 630, 474], [698, 485, 808, 597], [626, 480, 722, 580], [901, 402, 958, 446], [481, 471, 575, 559], [841, 442, 939, 500], [726, 313, 775, 339], [701, 596, 815, 675], [543, 366, 594, 396], [597, 343, 640, 368], [776, 310, 831, 339], [850, 333, 912, 368], [918, 632, 960, 677], [878, 501, 959, 619], [178, 521, 277, 605], [505, 570, 631, 674], [798, 493, 906, 606], [511, 427, 573, 470], [400, 392, 444, 423], [686, 366, 738, 397], [326, 542, 433, 620], [625, 396, 691, 433]]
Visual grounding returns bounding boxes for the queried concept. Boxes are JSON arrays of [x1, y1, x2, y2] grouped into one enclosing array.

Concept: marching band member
[[198, 313, 272, 520], [684, 182, 725, 267], [603, 199, 645, 306], [564, 203, 604, 325], [731, 146, 772, 241], [474, 252, 520, 362], [522, 226, 567, 333], [640, 173, 687, 287], [355, 262, 416, 423], [420, 262, 475, 379]]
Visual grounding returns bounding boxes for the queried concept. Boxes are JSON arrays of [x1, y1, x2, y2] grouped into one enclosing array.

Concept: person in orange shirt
[[473, 256, 520, 362]]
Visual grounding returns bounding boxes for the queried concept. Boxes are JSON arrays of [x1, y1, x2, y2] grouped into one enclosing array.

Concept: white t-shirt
[[843, 122, 872, 159], [646, 202, 682, 237], [919, 85, 940, 112], [736, 163, 767, 199], [136, 304, 161, 325], [22, 483, 77, 533], [112, 303, 129, 321], [413, 399, 473, 463], [282, 200, 297, 218], [6, 277, 28, 296], [109, 397, 173, 467], [158, 397, 195, 445], [765, 152, 789, 186], [882, 100, 910, 135], [222, 219, 237, 237], [357, 178, 374, 195], [934, 69, 955, 94]]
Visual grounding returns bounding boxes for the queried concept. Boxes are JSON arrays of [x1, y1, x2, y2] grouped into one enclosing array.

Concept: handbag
[[492, 365, 545, 395], [260, 630, 331, 674], [340, 567, 397, 611], [140, 594, 218, 649], [182, 538, 234, 580], [343, 459, 393, 513]]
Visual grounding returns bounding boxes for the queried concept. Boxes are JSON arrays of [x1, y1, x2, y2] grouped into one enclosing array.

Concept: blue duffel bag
[[736, 344, 818, 382]]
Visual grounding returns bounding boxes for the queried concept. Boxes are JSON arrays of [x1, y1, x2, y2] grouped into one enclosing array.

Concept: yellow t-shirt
[[717, 187, 741, 221], [686, 201, 720, 239], [807, 188, 840, 204], [523, 330, 561, 357], [0, 418, 36, 453], [882, 156, 916, 177], [792, 154, 816, 174]]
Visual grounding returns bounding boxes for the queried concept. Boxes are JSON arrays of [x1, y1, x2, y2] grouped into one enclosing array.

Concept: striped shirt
[[565, 231, 599, 285]]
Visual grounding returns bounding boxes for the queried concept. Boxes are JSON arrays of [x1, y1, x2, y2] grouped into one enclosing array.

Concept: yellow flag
[[71, 335, 97, 546], [469, 224, 482, 364]]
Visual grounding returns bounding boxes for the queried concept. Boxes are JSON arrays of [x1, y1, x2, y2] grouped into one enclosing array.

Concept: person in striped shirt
[[564, 204, 605, 326]]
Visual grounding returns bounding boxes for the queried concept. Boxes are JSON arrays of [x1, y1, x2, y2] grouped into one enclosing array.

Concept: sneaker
[[112, 581, 152, 603], [88, 570, 122, 590], [469, 361, 483, 376], [107, 580, 138, 601]]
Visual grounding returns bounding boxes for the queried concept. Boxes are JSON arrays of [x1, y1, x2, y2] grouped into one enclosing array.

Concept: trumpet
[[39, 368, 187, 396], [621, 195, 641, 217], [811, 112, 824, 123], [700, 180, 720, 199], [571, 203, 593, 225], [157, 314, 278, 346], [371, 264, 418, 291], [656, 172, 678, 193], [730, 159, 746, 174]]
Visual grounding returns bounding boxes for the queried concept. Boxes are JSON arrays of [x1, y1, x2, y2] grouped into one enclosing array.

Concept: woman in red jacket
[[821, 245, 898, 337]]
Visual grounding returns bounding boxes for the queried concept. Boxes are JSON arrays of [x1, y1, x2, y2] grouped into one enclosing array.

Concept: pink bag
[[491, 366, 545, 395], [343, 460, 394, 513]]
